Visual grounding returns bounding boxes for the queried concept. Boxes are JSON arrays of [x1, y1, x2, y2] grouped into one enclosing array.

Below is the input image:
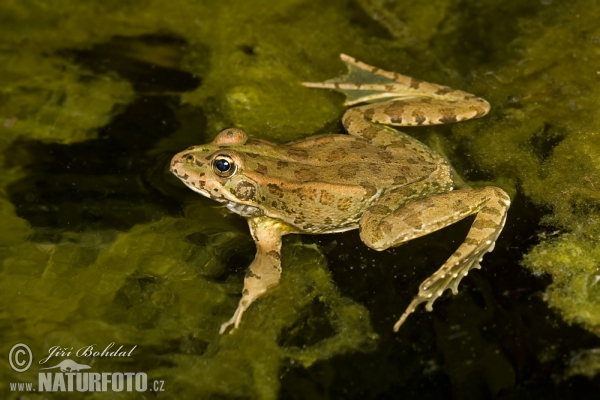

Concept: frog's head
[[170, 128, 264, 217]]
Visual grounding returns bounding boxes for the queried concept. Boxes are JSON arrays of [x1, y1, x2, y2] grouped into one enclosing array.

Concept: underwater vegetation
[[1, 0, 600, 398]]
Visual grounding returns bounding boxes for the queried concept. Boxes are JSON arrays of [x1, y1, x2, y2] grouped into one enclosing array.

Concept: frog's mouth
[[178, 175, 263, 217]]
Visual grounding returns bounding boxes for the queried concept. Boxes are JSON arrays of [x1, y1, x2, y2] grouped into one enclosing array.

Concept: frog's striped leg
[[220, 217, 293, 334], [303, 54, 489, 125], [358, 186, 510, 332]]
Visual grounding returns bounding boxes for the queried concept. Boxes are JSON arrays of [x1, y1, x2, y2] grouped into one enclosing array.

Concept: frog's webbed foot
[[303, 54, 408, 106], [303, 54, 489, 125]]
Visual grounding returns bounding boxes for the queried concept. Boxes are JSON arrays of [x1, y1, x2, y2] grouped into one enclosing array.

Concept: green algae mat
[[1, 0, 600, 398]]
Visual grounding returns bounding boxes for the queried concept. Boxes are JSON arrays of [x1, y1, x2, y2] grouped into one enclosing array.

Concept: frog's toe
[[219, 319, 236, 335], [219, 306, 245, 334]]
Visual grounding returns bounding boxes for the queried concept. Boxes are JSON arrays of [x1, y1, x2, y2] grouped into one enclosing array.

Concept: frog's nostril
[[184, 154, 195, 163]]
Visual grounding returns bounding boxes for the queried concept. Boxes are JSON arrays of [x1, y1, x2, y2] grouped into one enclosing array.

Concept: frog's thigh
[[219, 217, 287, 334], [343, 95, 488, 130], [359, 186, 510, 331], [342, 107, 445, 166]]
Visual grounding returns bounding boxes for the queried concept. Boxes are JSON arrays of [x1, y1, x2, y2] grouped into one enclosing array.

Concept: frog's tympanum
[[171, 55, 510, 334]]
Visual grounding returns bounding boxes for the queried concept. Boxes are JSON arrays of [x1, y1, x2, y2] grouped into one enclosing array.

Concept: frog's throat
[[225, 202, 264, 217]]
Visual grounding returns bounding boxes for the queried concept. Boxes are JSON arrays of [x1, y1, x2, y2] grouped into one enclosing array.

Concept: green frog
[[171, 54, 510, 334]]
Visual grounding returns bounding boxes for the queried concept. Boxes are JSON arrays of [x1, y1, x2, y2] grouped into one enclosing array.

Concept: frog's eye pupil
[[212, 154, 237, 177], [215, 159, 230, 172]]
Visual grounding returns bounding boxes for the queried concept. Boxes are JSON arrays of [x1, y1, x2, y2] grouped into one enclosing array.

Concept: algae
[[2, 0, 600, 397]]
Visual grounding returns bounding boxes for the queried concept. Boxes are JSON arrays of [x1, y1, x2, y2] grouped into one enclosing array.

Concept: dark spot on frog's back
[[377, 150, 395, 163], [350, 140, 368, 150], [233, 181, 256, 201], [338, 164, 360, 179], [287, 148, 309, 160], [326, 148, 348, 162], [268, 183, 284, 198], [368, 163, 382, 175], [256, 163, 267, 174], [277, 161, 289, 170], [294, 168, 315, 182]]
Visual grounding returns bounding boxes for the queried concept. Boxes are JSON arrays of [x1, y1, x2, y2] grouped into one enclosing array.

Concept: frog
[[170, 54, 510, 334]]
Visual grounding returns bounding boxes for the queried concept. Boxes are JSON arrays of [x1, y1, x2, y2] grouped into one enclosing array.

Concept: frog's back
[[277, 133, 442, 188]]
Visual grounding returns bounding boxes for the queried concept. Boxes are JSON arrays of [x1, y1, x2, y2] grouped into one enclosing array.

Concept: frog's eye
[[212, 154, 237, 178]]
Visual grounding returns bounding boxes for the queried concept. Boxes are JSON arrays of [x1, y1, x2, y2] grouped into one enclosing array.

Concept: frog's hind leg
[[303, 54, 490, 125], [359, 186, 510, 332]]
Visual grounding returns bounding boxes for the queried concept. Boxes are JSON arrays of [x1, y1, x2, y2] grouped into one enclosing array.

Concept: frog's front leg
[[359, 186, 510, 331], [219, 217, 293, 334]]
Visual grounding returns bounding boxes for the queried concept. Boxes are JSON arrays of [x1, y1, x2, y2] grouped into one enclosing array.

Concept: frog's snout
[[169, 153, 183, 174], [171, 150, 201, 174], [170, 151, 193, 178]]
